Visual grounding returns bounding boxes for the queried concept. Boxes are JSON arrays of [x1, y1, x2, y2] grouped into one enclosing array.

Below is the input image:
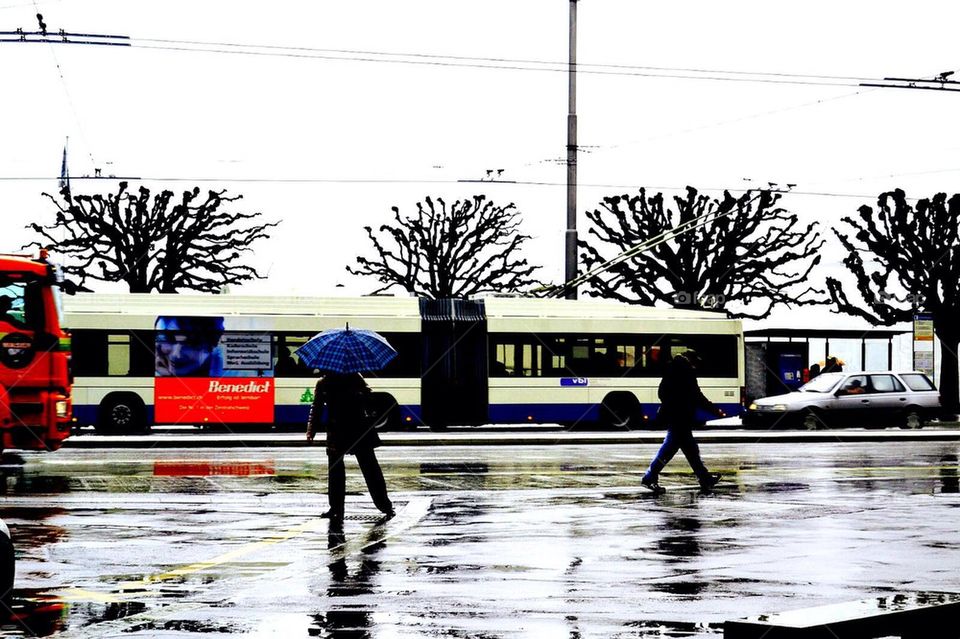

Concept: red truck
[[0, 252, 72, 454]]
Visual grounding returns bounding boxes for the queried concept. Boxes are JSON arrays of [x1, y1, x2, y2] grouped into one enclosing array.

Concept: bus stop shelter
[[743, 328, 910, 402]]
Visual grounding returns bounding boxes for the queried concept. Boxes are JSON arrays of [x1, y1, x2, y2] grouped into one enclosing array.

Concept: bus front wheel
[[97, 394, 148, 435]]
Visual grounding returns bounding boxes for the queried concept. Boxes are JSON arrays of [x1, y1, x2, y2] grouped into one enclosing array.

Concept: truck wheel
[[97, 395, 147, 434]]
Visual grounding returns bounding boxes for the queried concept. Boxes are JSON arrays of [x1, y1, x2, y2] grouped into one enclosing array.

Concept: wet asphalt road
[[0, 441, 959, 637]]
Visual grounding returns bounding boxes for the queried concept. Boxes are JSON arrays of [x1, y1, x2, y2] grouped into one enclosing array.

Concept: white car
[[743, 371, 940, 429]]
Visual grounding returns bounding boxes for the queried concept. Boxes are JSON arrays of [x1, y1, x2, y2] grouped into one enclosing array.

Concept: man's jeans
[[643, 428, 710, 483]]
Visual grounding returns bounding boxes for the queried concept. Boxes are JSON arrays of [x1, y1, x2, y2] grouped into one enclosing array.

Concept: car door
[[832, 374, 871, 426], [867, 374, 908, 426]]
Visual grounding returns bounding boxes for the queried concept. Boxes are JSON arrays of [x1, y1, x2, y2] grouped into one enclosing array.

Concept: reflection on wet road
[[0, 442, 958, 637]]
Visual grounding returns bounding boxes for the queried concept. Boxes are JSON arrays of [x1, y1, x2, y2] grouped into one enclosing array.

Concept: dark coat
[[308, 373, 382, 452], [656, 357, 717, 428]]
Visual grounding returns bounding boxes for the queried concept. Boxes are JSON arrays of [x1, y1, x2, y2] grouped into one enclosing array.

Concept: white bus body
[[63, 294, 743, 431]]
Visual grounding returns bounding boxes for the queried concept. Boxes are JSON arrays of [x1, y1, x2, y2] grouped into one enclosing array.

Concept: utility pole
[[565, 0, 579, 299]]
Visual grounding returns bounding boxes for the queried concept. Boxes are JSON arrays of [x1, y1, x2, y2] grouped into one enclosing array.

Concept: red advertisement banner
[[154, 377, 275, 424], [153, 460, 275, 477]]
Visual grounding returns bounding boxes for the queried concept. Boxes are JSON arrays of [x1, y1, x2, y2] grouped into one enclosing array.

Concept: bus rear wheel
[[97, 394, 147, 435], [367, 394, 399, 432], [600, 394, 640, 430]]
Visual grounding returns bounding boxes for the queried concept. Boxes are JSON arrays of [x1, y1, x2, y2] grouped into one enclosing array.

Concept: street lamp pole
[[565, 0, 579, 299]]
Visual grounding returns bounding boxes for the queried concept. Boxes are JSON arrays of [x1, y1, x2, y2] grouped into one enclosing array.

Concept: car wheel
[[903, 407, 925, 430], [802, 408, 824, 431]]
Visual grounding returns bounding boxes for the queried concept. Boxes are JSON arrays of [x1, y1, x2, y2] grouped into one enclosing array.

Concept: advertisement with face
[[154, 316, 275, 424]]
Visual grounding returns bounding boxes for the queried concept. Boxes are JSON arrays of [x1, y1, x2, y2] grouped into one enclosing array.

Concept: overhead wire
[[126, 39, 870, 88], [27, 0, 97, 170], [0, 173, 894, 201], [7, 29, 954, 201], [131, 36, 879, 85], [122, 36, 906, 186]]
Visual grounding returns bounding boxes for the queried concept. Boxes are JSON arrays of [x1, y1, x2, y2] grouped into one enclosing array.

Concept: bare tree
[[827, 188, 960, 414], [26, 182, 278, 293], [348, 195, 541, 298], [579, 186, 823, 319]]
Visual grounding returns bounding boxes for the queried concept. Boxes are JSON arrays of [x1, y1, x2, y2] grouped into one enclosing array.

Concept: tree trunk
[[935, 327, 959, 418]]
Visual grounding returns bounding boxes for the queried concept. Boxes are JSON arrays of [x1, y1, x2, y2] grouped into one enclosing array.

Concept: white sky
[[3, 0, 959, 360]]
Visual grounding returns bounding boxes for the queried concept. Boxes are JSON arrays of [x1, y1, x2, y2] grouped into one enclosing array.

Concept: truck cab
[[0, 252, 72, 453]]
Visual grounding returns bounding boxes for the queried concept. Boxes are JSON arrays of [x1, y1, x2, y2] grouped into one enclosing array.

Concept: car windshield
[[800, 372, 845, 393]]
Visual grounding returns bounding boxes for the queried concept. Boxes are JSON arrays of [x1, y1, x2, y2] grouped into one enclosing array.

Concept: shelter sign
[[913, 313, 934, 377]]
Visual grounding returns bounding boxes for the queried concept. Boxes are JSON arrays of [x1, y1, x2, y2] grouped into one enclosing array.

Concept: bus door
[[420, 299, 488, 427]]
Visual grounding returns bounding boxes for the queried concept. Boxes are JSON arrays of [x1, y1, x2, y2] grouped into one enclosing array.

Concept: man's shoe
[[641, 477, 665, 495], [380, 508, 396, 521], [699, 473, 722, 491], [320, 510, 343, 520]]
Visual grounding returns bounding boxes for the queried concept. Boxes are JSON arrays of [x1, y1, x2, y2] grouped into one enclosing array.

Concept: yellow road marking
[[123, 517, 324, 588], [59, 588, 122, 603], [55, 518, 325, 602]]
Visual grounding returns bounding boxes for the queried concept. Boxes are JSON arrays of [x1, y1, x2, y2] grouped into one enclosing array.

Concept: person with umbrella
[[298, 326, 397, 526]]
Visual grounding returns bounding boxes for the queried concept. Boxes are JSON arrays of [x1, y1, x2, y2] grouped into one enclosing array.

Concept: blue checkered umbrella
[[294, 325, 397, 374]]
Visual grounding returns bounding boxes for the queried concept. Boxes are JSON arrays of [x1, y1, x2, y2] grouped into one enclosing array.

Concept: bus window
[[275, 331, 422, 378], [518, 343, 542, 377], [130, 330, 155, 376], [666, 335, 738, 377], [71, 330, 108, 376], [494, 343, 514, 376], [107, 334, 131, 376], [378, 332, 421, 378], [277, 334, 313, 376]]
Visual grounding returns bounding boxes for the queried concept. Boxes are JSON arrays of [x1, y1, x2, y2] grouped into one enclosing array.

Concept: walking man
[[306, 372, 395, 526], [641, 352, 723, 494]]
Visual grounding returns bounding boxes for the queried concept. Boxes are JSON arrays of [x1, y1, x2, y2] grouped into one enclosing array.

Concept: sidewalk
[[62, 425, 960, 448]]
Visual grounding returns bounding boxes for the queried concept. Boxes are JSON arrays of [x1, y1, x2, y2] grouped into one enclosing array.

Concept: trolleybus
[[63, 294, 743, 432]]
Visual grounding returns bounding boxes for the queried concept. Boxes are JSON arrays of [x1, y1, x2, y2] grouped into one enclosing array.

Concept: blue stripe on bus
[[73, 405, 98, 425], [488, 402, 742, 424], [488, 403, 602, 424], [274, 404, 425, 426], [72, 402, 739, 427]]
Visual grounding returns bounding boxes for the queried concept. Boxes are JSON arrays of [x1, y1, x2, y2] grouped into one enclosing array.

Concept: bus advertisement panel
[[153, 316, 274, 424]]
